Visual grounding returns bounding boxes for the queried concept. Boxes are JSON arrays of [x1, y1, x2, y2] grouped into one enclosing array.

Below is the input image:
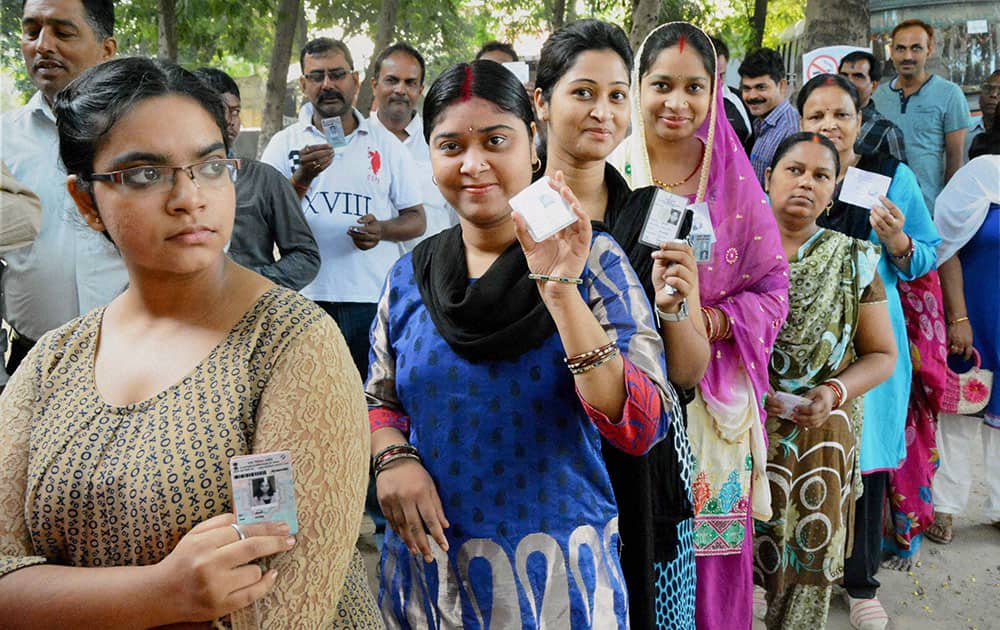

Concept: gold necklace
[[651, 144, 705, 191]]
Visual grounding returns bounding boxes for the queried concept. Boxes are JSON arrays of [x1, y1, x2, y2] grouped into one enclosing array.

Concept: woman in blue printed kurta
[[365, 61, 678, 629]]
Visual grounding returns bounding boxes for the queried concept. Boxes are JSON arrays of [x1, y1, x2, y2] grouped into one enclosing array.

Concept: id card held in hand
[[231, 451, 299, 535], [839, 167, 891, 209], [639, 189, 691, 248], [509, 176, 578, 242], [322, 117, 348, 154]]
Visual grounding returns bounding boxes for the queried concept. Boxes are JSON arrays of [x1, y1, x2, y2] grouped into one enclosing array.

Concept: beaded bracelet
[[568, 347, 621, 375], [374, 452, 421, 478], [528, 273, 584, 285], [565, 341, 616, 367], [565, 343, 618, 371]]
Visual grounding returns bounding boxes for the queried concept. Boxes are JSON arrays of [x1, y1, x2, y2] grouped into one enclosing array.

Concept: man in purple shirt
[[739, 48, 800, 186]]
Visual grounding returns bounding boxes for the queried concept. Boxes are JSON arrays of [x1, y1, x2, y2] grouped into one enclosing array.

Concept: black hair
[[423, 60, 534, 143], [373, 42, 426, 85], [535, 19, 632, 103], [710, 36, 730, 60], [55, 57, 228, 183], [300, 37, 354, 71], [969, 107, 1000, 159], [738, 47, 785, 84], [839, 50, 880, 83], [796, 73, 861, 115], [768, 131, 841, 177], [193, 67, 240, 100], [22, 0, 114, 40], [639, 22, 716, 81], [475, 41, 519, 62]]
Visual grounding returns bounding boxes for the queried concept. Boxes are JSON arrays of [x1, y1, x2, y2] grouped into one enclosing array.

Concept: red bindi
[[678, 35, 686, 54]]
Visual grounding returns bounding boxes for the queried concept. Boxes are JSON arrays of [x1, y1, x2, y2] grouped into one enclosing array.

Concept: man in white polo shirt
[[368, 42, 457, 250], [261, 37, 424, 378]]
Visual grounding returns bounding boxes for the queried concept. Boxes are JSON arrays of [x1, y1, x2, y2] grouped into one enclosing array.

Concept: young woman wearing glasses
[[0, 58, 379, 628]]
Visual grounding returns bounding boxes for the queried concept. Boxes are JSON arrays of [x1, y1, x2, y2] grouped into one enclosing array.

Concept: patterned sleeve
[[0, 345, 48, 578], [365, 270, 411, 434], [578, 233, 677, 455], [890, 162, 941, 281], [236, 315, 372, 629], [885, 122, 907, 163]]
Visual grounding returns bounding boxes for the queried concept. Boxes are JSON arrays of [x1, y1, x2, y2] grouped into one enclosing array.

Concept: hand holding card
[[839, 167, 892, 209], [509, 175, 579, 242], [231, 451, 299, 534], [511, 172, 591, 293]]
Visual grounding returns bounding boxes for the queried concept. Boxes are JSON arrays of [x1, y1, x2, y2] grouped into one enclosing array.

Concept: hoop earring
[[532, 157, 542, 174], [431, 175, 438, 186]]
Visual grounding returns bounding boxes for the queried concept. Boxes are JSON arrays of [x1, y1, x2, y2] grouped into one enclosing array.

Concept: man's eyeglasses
[[304, 69, 351, 83], [981, 84, 1000, 97], [87, 158, 241, 192]]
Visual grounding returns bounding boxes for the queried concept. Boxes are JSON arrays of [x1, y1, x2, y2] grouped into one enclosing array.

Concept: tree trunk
[[550, 0, 567, 31], [157, 0, 177, 61], [802, 0, 870, 51], [295, 5, 308, 56], [630, 0, 660, 52], [356, 0, 400, 116], [750, 0, 767, 49], [258, 0, 301, 158]]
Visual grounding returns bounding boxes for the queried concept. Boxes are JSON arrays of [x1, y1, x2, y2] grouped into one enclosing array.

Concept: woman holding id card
[[533, 20, 704, 627], [366, 59, 679, 628], [754, 132, 895, 628], [0, 59, 377, 628], [797, 74, 942, 616], [611, 22, 789, 629]]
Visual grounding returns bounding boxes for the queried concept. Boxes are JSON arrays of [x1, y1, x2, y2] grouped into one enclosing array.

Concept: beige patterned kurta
[[0, 287, 381, 628]]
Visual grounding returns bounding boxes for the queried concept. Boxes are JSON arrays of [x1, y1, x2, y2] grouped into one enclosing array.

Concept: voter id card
[[839, 167, 891, 209], [687, 201, 715, 263], [231, 450, 299, 534], [772, 391, 811, 420], [639, 189, 692, 248], [509, 176, 578, 242], [322, 117, 348, 154]]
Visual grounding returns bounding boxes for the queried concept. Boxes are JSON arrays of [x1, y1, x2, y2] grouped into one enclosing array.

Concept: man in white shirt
[[261, 37, 424, 378], [1, 0, 126, 383], [368, 42, 457, 250]]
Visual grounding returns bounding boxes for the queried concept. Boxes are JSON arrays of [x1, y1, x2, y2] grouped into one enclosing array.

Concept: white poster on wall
[[967, 20, 988, 35], [802, 45, 872, 81]]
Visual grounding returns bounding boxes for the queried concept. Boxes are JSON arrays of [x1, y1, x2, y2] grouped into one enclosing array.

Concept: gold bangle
[[948, 316, 969, 325]]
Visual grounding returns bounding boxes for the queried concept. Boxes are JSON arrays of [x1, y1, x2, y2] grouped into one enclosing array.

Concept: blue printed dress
[[366, 232, 677, 629]]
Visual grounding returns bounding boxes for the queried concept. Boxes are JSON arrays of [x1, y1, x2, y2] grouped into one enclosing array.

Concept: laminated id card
[[509, 176, 578, 242], [322, 117, 348, 154], [687, 201, 715, 263], [639, 189, 691, 248], [772, 391, 811, 419], [231, 450, 299, 535]]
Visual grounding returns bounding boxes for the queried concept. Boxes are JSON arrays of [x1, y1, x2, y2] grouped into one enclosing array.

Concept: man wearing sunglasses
[[261, 37, 424, 380], [1, 0, 126, 387]]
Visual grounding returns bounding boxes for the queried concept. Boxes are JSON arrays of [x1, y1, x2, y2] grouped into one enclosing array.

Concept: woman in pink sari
[[611, 22, 789, 629]]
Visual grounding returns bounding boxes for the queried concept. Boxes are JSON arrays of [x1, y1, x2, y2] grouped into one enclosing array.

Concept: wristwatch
[[656, 299, 689, 323]]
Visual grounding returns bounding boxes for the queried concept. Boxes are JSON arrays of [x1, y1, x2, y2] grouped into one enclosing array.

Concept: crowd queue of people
[[1, 1, 998, 628]]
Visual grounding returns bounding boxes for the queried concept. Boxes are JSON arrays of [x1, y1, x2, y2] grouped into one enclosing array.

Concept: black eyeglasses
[[304, 69, 351, 83], [87, 158, 241, 193]]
